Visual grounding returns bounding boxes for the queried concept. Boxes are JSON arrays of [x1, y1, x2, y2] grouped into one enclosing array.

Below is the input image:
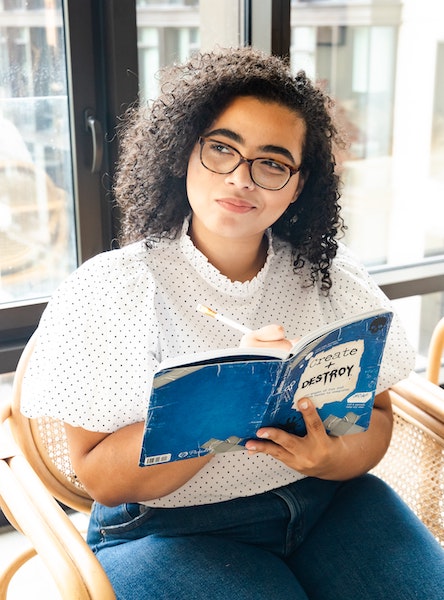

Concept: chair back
[[10, 332, 93, 514], [0, 332, 116, 599], [373, 374, 444, 546]]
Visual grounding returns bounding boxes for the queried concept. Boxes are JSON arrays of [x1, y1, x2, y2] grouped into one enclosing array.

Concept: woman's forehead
[[207, 96, 306, 155]]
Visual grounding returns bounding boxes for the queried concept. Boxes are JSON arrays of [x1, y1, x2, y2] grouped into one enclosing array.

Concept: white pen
[[196, 304, 252, 335]]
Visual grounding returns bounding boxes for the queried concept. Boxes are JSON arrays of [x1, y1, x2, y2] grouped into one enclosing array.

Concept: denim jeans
[[87, 474, 444, 600]]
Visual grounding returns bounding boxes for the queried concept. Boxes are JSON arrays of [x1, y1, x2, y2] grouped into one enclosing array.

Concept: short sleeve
[[21, 245, 160, 432], [329, 243, 416, 393]]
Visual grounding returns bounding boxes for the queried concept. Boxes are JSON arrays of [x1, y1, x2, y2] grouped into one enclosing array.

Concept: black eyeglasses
[[198, 137, 301, 191]]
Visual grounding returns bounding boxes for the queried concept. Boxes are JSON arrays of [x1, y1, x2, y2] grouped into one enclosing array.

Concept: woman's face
[[186, 95, 306, 248]]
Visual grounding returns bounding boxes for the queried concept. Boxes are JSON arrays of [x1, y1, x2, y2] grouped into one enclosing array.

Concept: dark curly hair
[[114, 47, 345, 292]]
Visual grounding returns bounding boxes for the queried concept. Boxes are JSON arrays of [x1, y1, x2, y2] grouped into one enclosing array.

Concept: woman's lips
[[216, 198, 256, 214]]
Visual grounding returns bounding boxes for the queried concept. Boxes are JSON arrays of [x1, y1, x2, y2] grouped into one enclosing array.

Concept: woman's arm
[[64, 422, 212, 506], [63, 325, 292, 506], [245, 390, 393, 480]]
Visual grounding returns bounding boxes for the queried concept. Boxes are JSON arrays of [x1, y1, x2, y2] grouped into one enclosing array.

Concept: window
[[291, 0, 444, 365], [0, 1, 137, 371], [0, 2, 76, 305], [136, 0, 245, 102], [1, 0, 442, 375]]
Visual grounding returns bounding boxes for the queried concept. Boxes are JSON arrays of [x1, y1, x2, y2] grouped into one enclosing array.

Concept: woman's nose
[[224, 161, 255, 189]]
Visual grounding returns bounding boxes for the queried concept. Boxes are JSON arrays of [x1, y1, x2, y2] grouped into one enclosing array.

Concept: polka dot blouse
[[21, 219, 415, 507]]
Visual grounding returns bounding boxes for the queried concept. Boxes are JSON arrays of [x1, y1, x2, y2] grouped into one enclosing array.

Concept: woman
[[21, 47, 444, 599]]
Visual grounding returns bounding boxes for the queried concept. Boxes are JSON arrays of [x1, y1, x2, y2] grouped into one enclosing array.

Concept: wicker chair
[[371, 372, 444, 544], [372, 316, 444, 544], [0, 333, 115, 599], [1, 329, 444, 597]]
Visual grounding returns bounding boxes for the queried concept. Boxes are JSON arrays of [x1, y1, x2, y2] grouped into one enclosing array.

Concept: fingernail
[[257, 431, 269, 438], [299, 400, 309, 410]]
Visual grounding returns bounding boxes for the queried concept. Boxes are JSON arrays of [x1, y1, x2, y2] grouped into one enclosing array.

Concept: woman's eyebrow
[[204, 128, 296, 164], [260, 144, 295, 164], [205, 128, 242, 144]]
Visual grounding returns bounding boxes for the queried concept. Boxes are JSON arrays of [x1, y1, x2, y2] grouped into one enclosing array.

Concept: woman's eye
[[209, 142, 234, 155], [260, 159, 287, 173]]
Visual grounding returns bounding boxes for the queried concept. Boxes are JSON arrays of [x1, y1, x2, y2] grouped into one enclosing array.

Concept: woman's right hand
[[240, 324, 297, 353]]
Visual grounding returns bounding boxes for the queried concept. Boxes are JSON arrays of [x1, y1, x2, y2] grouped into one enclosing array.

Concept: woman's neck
[[188, 225, 269, 283]]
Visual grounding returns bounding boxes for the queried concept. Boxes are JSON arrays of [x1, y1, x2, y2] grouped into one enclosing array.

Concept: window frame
[[0, 0, 139, 372]]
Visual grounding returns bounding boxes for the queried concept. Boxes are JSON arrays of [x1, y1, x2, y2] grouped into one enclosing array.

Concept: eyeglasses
[[198, 137, 301, 191]]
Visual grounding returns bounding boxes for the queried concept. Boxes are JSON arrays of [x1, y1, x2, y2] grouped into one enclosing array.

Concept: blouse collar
[[179, 216, 275, 298]]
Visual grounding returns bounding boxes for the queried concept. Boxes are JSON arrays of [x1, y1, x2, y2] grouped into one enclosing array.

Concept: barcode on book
[[143, 453, 172, 465]]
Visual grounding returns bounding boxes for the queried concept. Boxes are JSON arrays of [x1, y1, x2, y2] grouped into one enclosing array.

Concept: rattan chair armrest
[[426, 317, 444, 385], [0, 399, 21, 462], [389, 389, 444, 446], [0, 410, 25, 532], [391, 372, 444, 424], [0, 547, 36, 600], [0, 454, 115, 599], [0, 458, 91, 598]]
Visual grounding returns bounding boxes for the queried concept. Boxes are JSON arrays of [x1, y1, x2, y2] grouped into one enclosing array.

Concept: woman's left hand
[[244, 391, 393, 481], [245, 397, 344, 478]]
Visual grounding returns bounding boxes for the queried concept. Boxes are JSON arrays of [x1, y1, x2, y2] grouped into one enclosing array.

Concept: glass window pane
[[136, 0, 242, 102], [290, 1, 444, 269], [137, 27, 160, 101], [0, 2, 77, 303], [290, 0, 444, 361]]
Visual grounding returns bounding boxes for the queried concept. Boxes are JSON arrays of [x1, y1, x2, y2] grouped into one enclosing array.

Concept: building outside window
[[290, 0, 444, 362]]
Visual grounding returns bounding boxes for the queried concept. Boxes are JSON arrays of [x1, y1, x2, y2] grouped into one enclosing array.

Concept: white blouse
[[21, 220, 415, 507]]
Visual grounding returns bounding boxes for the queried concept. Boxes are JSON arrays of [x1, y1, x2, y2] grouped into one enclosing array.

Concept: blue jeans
[[87, 474, 444, 599]]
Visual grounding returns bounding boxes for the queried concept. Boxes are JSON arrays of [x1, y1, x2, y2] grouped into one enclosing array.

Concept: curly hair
[[114, 47, 345, 292]]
